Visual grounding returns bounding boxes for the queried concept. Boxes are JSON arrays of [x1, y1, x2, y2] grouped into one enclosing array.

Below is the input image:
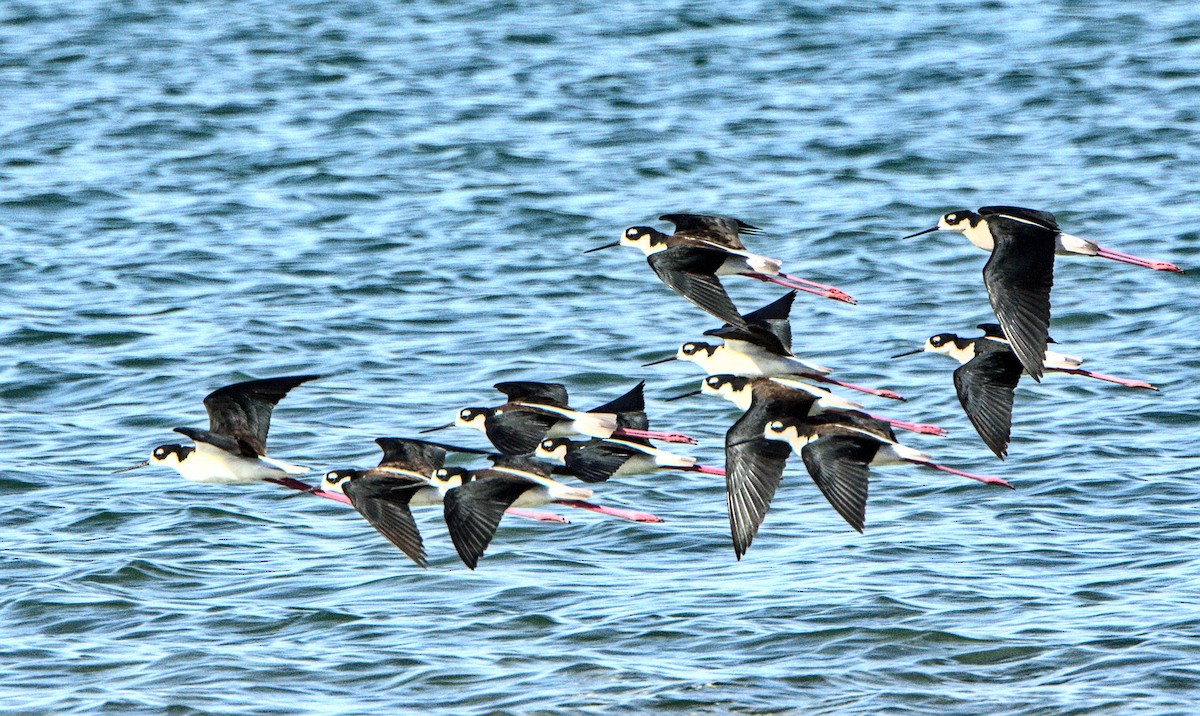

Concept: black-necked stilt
[[316, 437, 567, 522], [685, 374, 946, 436], [684, 375, 940, 558], [320, 467, 432, 567], [439, 456, 662, 569], [534, 436, 724, 483], [422, 381, 695, 455], [904, 207, 1061, 381], [115, 375, 319, 484], [892, 323, 1158, 459], [585, 213, 855, 327], [643, 295, 903, 400], [745, 412, 1012, 535]]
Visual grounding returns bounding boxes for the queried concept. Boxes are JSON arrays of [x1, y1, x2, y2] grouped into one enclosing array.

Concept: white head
[[321, 469, 358, 494], [676, 341, 719, 367]]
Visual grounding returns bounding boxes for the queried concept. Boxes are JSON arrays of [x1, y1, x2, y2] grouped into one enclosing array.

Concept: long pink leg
[[777, 271, 854, 296], [554, 500, 665, 523], [677, 464, 726, 476], [795, 372, 904, 401], [505, 508, 571, 523], [867, 413, 948, 436], [612, 427, 698, 445], [1052, 367, 1159, 391], [744, 273, 858, 304], [905, 460, 1014, 489], [1095, 247, 1184, 273]]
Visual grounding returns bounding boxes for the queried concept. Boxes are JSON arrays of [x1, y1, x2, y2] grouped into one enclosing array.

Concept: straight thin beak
[[281, 487, 317, 499], [583, 241, 621, 254], [642, 356, 676, 367], [727, 436, 760, 448], [419, 423, 455, 434], [112, 460, 149, 474], [890, 348, 925, 359], [664, 389, 702, 402], [901, 226, 939, 240]]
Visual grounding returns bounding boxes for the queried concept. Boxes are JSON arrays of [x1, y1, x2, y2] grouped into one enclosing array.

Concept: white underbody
[[520, 403, 620, 439], [168, 443, 308, 484]]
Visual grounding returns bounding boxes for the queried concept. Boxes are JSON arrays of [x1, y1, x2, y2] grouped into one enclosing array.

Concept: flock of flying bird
[[118, 208, 1182, 568]]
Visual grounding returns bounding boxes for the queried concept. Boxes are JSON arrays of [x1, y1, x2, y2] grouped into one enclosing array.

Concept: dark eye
[[683, 344, 695, 354]]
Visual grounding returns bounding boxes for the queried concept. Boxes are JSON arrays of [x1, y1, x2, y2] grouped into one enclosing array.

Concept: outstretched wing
[[563, 440, 637, 483], [201, 375, 319, 456], [647, 246, 749, 329], [660, 213, 759, 249], [443, 475, 537, 569], [741, 291, 795, 350], [343, 475, 429, 568], [484, 410, 562, 455], [983, 216, 1056, 381], [374, 438, 449, 475], [493, 381, 569, 407], [799, 434, 876, 533], [723, 406, 792, 560], [953, 346, 1023, 460]]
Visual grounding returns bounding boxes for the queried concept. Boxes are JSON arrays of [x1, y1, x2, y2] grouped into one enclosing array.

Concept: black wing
[[704, 324, 791, 357], [723, 403, 793, 560], [173, 426, 252, 457], [660, 213, 759, 249], [343, 475, 428, 568], [952, 346, 1023, 460], [443, 475, 537, 569], [978, 206, 1059, 233], [647, 246, 749, 329], [741, 291, 795, 350], [588, 381, 645, 415], [977, 322, 1057, 345], [484, 409, 561, 455], [202, 375, 319, 455], [374, 438, 448, 475], [799, 434, 877, 533], [494, 381, 569, 408], [588, 381, 649, 438], [982, 216, 1056, 382], [562, 440, 637, 483]]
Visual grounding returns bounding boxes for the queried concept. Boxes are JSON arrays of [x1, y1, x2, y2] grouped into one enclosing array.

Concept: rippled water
[[3, 1, 1200, 713]]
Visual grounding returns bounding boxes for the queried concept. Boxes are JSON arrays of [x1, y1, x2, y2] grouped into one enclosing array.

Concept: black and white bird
[[749, 412, 1012, 535], [439, 456, 617, 570], [423, 381, 694, 455], [585, 213, 855, 328], [534, 436, 724, 483], [683, 374, 945, 436], [892, 324, 1158, 459], [644, 293, 903, 400], [695, 375, 944, 558], [904, 206, 1183, 379], [904, 207, 1061, 381], [116, 375, 319, 484]]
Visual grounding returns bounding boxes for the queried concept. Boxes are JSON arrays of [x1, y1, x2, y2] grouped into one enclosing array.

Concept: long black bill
[[901, 226, 939, 240], [664, 389, 702, 402], [112, 460, 149, 474], [281, 487, 318, 499], [583, 241, 621, 254], [642, 356, 676, 367], [418, 423, 455, 434], [890, 348, 925, 359]]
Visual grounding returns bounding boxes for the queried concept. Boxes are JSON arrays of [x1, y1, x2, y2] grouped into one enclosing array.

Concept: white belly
[[176, 451, 298, 484]]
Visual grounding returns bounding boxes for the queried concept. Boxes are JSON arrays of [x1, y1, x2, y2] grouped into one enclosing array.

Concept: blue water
[[3, 1, 1200, 713]]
